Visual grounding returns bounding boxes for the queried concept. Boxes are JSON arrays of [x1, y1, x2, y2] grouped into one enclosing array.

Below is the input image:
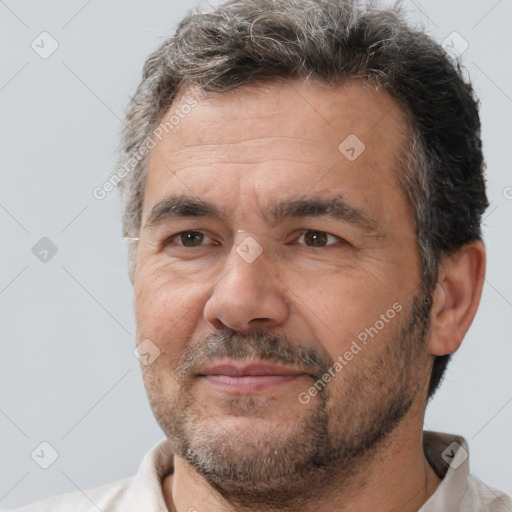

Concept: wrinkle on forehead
[[152, 83, 409, 176], [155, 137, 337, 170]]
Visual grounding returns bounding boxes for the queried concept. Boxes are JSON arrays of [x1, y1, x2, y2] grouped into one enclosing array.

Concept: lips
[[198, 362, 307, 392], [200, 362, 305, 377]]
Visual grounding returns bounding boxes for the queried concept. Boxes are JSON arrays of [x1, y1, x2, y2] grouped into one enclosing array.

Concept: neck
[[162, 409, 442, 512]]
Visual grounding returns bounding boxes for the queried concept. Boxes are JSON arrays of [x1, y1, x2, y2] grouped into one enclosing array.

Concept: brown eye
[[169, 231, 210, 247], [180, 231, 204, 246], [297, 230, 344, 247]]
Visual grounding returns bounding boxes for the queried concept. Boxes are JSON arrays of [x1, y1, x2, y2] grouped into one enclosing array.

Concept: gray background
[[1, 0, 511, 508]]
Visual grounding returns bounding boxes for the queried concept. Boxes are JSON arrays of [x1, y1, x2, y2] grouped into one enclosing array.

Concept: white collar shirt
[[5, 431, 511, 512]]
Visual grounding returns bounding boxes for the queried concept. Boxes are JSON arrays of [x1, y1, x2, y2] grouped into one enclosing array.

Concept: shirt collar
[[127, 438, 175, 511], [420, 431, 470, 511]]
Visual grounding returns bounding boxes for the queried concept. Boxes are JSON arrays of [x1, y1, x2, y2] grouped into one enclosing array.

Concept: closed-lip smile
[[198, 361, 308, 392]]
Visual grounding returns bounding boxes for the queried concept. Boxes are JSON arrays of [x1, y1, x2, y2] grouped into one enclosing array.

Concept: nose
[[203, 237, 289, 332]]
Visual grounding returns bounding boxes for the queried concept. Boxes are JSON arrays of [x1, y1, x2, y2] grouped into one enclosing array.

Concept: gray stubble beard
[[143, 293, 431, 511]]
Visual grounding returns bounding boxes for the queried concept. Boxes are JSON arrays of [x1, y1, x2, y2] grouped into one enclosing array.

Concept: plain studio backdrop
[[1, 0, 511, 508]]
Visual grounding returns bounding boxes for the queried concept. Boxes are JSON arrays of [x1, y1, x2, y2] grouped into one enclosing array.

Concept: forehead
[[159, 79, 408, 150], [142, 79, 411, 228]]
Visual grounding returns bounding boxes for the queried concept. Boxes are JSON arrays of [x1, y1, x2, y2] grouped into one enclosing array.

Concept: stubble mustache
[[173, 328, 334, 385]]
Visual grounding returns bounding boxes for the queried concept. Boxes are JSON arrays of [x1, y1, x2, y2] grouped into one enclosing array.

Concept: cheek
[[134, 264, 209, 367], [135, 258, 206, 316], [286, 267, 403, 356], [288, 273, 405, 374]]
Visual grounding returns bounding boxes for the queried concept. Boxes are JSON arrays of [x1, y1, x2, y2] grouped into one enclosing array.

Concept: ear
[[427, 240, 486, 356]]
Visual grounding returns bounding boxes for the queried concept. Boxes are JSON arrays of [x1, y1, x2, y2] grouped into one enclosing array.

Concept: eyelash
[[164, 230, 348, 248]]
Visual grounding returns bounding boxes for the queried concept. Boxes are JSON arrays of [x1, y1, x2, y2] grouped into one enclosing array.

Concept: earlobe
[[427, 240, 486, 357]]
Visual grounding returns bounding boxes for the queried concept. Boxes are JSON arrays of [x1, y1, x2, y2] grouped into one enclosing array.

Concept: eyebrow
[[143, 194, 379, 233]]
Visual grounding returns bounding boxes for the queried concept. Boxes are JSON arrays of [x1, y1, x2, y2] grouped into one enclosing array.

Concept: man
[[10, 0, 511, 511]]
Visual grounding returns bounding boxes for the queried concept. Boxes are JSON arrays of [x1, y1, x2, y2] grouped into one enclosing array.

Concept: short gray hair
[[115, 0, 489, 398]]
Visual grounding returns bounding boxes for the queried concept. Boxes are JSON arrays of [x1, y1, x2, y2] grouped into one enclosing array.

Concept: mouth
[[197, 362, 309, 393]]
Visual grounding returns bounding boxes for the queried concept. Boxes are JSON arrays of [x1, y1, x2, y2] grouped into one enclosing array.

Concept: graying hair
[[114, 0, 488, 398]]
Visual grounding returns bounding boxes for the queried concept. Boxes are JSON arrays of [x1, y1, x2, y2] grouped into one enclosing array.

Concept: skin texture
[[132, 79, 486, 512]]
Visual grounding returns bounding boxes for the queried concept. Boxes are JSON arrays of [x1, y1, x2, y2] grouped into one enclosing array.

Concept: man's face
[[133, 80, 433, 503]]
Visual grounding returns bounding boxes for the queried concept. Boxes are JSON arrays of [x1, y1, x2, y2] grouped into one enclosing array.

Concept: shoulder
[[462, 473, 512, 512], [2, 438, 173, 512], [421, 431, 511, 512], [2, 477, 134, 512]]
